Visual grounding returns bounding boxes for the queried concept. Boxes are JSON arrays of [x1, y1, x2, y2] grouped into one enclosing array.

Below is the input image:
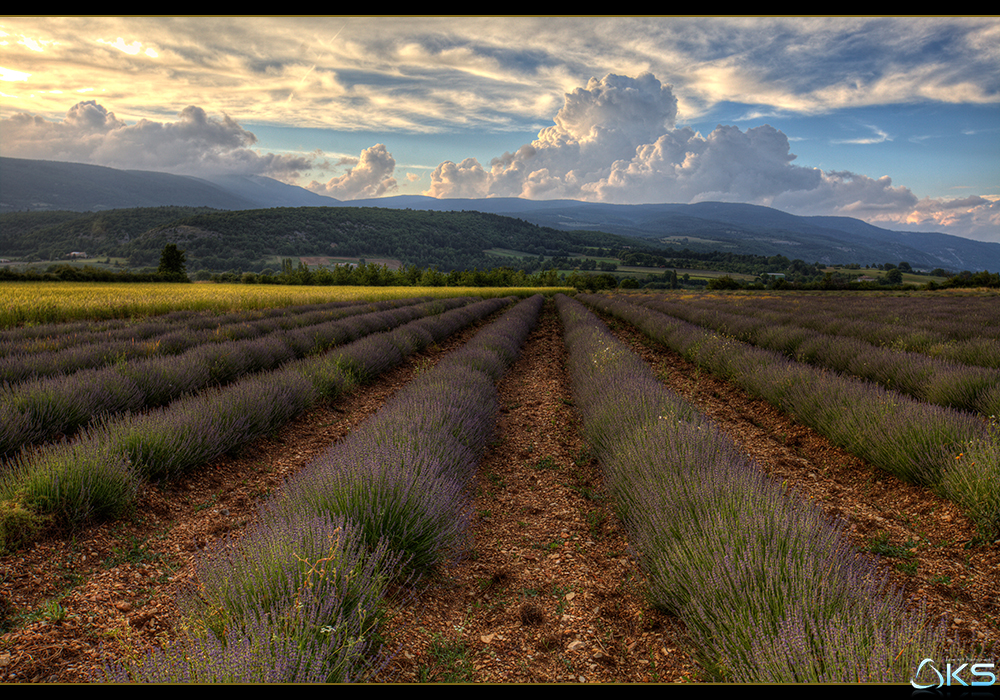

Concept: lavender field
[[0, 288, 996, 684]]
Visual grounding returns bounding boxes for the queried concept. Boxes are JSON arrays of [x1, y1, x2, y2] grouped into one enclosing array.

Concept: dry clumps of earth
[[0, 299, 997, 684]]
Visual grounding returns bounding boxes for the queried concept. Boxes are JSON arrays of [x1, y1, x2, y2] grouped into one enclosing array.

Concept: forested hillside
[[0, 206, 646, 272]]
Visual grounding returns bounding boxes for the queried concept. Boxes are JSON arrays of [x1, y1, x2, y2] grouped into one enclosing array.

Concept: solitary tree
[[158, 244, 188, 279]]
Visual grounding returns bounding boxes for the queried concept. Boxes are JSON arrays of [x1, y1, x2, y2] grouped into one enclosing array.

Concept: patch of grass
[[17, 596, 70, 627], [530, 456, 559, 471], [535, 538, 563, 552], [485, 470, 505, 490], [417, 633, 475, 683], [570, 484, 607, 502], [43, 599, 67, 623], [867, 531, 917, 559], [109, 532, 163, 567], [573, 447, 595, 468], [584, 509, 607, 539], [896, 560, 919, 576], [551, 584, 577, 617]]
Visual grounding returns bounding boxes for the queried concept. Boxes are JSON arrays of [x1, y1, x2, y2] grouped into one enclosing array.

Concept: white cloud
[[426, 72, 683, 200], [424, 73, 822, 204], [0, 100, 316, 180], [425, 157, 489, 199], [306, 143, 398, 200], [830, 123, 891, 145], [422, 71, 996, 240], [0, 67, 31, 81], [903, 195, 1000, 244]]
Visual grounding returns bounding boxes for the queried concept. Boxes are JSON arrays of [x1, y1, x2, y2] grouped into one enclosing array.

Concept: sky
[[1, 16, 998, 242]]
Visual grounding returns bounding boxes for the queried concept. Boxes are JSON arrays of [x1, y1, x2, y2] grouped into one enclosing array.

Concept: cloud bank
[[422, 72, 848, 204], [423, 72, 998, 242], [0, 100, 317, 180], [1, 70, 995, 242], [4, 17, 996, 134]]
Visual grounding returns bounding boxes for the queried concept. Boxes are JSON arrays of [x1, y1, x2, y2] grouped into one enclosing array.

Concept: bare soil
[[0, 297, 996, 684]]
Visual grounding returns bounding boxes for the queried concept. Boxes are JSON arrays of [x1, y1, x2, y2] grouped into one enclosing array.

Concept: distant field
[[0, 281, 553, 327], [820, 266, 949, 285], [615, 266, 758, 280], [1, 257, 130, 271], [287, 256, 405, 270]]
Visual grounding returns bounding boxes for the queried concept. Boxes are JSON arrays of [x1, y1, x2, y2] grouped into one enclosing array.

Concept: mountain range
[[2, 156, 998, 271]]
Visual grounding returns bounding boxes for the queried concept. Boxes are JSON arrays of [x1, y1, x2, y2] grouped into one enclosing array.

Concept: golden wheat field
[[0, 282, 559, 327]]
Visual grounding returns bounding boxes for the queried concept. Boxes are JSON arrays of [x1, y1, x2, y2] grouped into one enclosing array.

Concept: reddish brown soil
[[0, 297, 996, 684]]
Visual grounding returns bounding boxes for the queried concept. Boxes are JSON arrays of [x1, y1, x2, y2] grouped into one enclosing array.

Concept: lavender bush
[[170, 512, 397, 683], [556, 293, 955, 683], [626, 292, 1000, 414], [0, 297, 473, 458], [580, 293, 998, 536], [3, 296, 517, 534], [9, 437, 141, 526], [940, 424, 1000, 541], [0, 298, 417, 385], [109, 295, 543, 684], [274, 295, 542, 575]]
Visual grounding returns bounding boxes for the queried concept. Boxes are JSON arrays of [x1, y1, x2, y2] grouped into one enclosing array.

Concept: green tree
[[157, 244, 188, 279]]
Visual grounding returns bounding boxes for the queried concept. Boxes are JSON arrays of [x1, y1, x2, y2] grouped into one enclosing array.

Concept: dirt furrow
[[376, 300, 697, 683]]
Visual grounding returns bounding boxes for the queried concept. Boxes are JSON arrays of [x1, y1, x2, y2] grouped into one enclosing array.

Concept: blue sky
[[1, 16, 997, 241]]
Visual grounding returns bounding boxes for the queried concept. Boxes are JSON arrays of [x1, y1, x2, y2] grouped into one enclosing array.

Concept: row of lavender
[[107, 294, 544, 683], [0, 297, 466, 459], [0, 298, 365, 357], [671, 292, 1000, 354], [624, 293, 1000, 415], [580, 293, 999, 541], [556, 293, 953, 682], [0, 298, 407, 384], [1, 296, 516, 543]]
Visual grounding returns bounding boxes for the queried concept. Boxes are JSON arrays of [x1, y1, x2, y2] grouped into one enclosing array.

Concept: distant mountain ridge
[[2, 156, 998, 271], [0, 157, 338, 212]]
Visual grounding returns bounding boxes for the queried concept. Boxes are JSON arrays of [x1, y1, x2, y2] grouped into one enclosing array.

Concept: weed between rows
[[866, 531, 918, 559], [416, 632, 475, 683]]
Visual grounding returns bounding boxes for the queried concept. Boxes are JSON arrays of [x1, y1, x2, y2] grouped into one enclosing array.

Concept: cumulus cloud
[[586, 124, 824, 204], [426, 73, 680, 200], [423, 71, 996, 240], [760, 172, 998, 242], [772, 170, 919, 217], [425, 157, 489, 199], [0, 100, 316, 180], [425, 72, 821, 204], [306, 143, 398, 200], [903, 195, 1000, 243]]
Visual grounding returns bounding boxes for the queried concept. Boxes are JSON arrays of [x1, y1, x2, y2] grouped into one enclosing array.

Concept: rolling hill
[[2, 156, 998, 271]]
